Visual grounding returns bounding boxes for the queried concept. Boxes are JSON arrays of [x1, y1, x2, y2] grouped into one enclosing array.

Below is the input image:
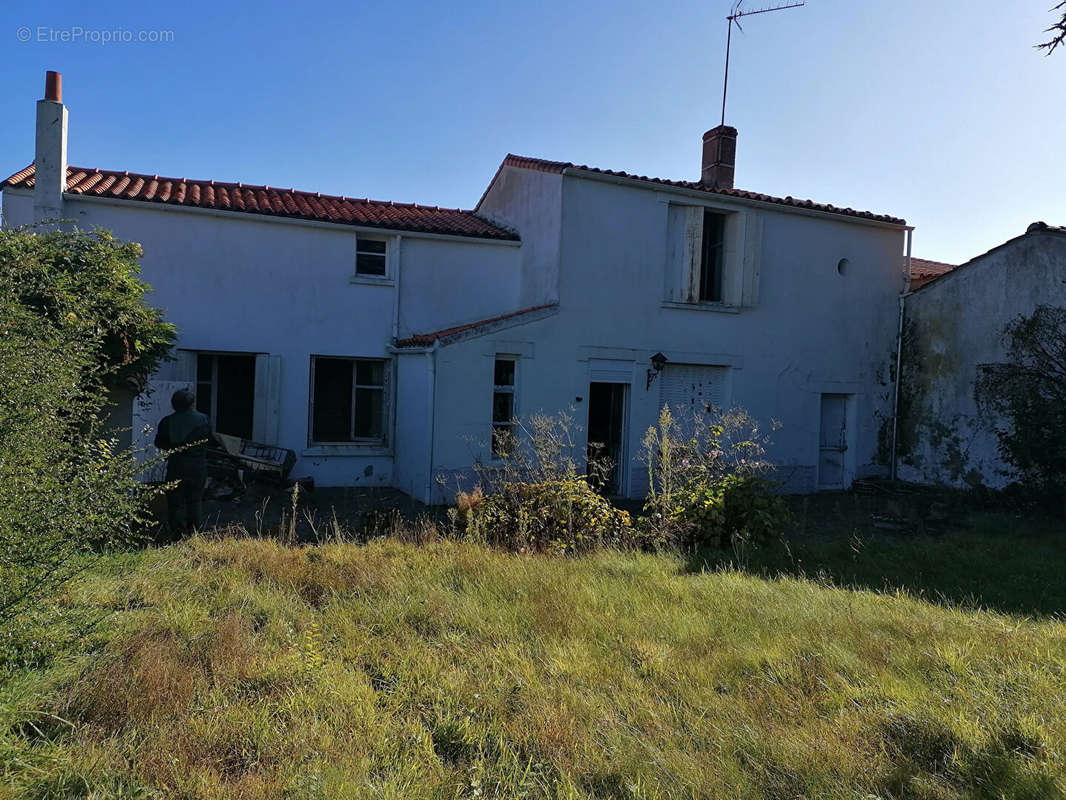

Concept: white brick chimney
[[34, 71, 68, 224]]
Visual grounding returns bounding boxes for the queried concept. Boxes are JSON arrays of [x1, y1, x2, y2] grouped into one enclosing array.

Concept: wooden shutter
[[252, 354, 282, 444], [666, 205, 704, 302]]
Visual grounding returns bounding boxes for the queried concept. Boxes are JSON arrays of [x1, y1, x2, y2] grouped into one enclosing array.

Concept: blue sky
[[1, 0, 1062, 263]]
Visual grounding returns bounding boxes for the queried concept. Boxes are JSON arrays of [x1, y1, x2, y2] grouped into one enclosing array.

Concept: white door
[[818, 394, 849, 490]]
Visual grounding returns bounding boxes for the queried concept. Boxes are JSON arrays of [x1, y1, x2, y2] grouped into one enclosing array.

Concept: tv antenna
[[721, 0, 805, 126]]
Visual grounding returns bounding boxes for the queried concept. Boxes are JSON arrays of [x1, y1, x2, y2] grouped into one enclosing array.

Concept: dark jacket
[[155, 408, 212, 476]]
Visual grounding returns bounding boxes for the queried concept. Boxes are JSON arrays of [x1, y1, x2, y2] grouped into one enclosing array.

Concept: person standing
[[154, 388, 212, 537]]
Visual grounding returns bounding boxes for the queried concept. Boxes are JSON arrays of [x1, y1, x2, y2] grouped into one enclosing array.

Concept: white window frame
[[193, 350, 260, 439], [308, 355, 390, 446], [663, 202, 761, 310], [491, 356, 518, 459], [355, 235, 389, 278]]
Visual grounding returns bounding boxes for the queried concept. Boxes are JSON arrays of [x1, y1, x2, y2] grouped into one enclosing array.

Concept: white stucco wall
[[477, 166, 563, 307], [3, 164, 908, 504], [898, 228, 1066, 487], [2, 188, 520, 487], [397, 235, 520, 337], [422, 170, 907, 503]]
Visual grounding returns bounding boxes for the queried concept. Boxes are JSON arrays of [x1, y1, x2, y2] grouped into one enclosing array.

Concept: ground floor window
[[491, 357, 517, 458], [195, 352, 256, 440], [310, 356, 388, 444]]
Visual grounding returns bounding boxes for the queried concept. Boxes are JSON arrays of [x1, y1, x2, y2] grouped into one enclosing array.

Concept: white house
[[2, 72, 912, 503]]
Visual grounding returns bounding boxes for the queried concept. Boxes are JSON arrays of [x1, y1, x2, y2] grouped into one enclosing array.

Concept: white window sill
[[302, 445, 391, 457], [661, 301, 740, 314], [349, 275, 394, 287]]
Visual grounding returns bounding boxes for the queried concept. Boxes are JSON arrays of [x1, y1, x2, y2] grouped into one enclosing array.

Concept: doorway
[[196, 353, 257, 440], [587, 382, 628, 495], [818, 393, 851, 490]]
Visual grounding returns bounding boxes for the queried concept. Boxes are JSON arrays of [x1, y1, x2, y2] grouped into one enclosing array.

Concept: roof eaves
[[394, 303, 557, 349], [496, 153, 907, 226], [2, 164, 520, 242]]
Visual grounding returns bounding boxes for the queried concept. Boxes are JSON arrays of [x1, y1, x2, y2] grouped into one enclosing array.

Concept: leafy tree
[[1038, 1, 1066, 54], [976, 306, 1066, 496], [0, 227, 174, 665], [0, 227, 174, 389]]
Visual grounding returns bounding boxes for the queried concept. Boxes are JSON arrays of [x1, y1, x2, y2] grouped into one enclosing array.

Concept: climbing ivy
[[976, 305, 1066, 497]]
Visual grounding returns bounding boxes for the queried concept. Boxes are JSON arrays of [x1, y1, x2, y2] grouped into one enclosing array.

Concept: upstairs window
[[698, 210, 726, 302], [666, 204, 760, 309], [310, 356, 387, 444], [356, 238, 387, 276], [491, 357, 517, 458]]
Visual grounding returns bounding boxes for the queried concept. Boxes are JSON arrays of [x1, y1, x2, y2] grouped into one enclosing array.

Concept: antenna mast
[[721, 0, 805, 127]]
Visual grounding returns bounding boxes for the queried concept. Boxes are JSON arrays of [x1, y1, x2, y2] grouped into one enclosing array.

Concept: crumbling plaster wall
[[898, 229, 1066, 487]]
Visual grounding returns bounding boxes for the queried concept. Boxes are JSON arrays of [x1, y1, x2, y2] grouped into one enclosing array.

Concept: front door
[[818, 393, 850, 490], [587, 382, 628, 494]]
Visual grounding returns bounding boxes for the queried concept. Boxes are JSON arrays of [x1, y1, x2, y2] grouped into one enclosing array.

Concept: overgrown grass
[[2, 523, 1065, 798], [692, 492, 1066, 618]]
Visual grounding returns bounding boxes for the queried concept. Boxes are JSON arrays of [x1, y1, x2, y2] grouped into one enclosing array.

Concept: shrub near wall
[[450, 407, 788, 555], [456, 479, 635, 554], [452, 411, 640, 553], [0, 227, 173, 664], [641, 406, 790, 549]]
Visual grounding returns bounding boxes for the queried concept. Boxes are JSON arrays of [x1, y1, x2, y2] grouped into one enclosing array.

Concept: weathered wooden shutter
[[252, 354, 282, 444], [666, 205, 704, 302], [740, 211, 763, 307]]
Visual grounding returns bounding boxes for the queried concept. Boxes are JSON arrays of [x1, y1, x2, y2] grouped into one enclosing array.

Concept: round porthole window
[[837, 258, 850, 275]]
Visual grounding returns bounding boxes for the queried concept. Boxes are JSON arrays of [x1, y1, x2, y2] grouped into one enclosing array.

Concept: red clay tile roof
[[1, 164, 518, 241], [482, 154, 907, 226], [909, 257, 956, 289], [395, 304, 556, 348]]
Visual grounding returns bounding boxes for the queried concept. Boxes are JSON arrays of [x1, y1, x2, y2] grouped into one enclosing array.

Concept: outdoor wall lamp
[[646, 352, 668, 390]]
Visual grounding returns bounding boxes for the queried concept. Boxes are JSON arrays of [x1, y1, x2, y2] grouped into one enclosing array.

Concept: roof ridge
[[2, 163, 482, 215], [1, 163, 517, 241], [498, 153, 906, 225]]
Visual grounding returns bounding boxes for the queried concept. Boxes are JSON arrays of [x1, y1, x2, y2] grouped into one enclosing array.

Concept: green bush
[[976, 305, 1066, 504], [641, 405, 789, 548], [0, 227, 173, 667], [669, 473, 789, 549], [456, 477, 636, 554], [447, 410, 647, 554]]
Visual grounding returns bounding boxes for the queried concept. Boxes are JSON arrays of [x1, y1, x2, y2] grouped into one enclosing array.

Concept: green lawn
[[2, 514, 1065, 799]]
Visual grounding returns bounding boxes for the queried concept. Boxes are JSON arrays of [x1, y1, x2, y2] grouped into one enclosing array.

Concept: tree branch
[[1038, 1, 1066, 54]]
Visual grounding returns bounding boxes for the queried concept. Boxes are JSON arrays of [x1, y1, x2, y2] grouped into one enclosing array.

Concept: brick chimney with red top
[[701, 125, 737, 190]]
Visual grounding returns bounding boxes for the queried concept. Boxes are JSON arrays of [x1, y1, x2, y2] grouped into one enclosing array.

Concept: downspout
[[890, 228, 913, 480], [423, 340, 440, 504], [391, 235, 403, 341]]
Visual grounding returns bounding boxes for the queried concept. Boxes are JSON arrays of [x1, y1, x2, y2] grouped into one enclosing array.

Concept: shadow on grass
[[686, 491, 1066, 619]]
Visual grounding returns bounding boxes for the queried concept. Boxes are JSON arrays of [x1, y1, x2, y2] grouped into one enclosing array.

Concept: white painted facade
[[404, 166, 908, 502], [2, 78, 911, 503], [897, 225, 1066, 487]]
